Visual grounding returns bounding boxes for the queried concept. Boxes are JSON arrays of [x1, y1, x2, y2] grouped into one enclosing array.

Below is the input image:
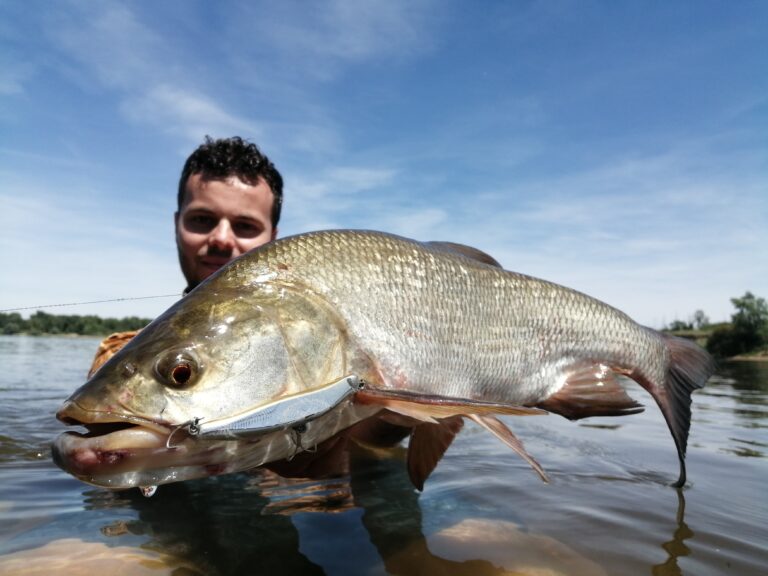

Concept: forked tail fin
[[635, 333, 715, 487]]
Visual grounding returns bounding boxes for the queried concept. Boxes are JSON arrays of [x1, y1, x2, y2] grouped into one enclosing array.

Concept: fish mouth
[[52, 400, 222, 489], [55, 399, 171, 433]]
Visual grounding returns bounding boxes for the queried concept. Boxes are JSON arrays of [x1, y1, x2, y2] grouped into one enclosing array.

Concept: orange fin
[[468, 414, 549, 483], [407, 416, 464, 490], [535, 364, 644, 420], [356, 388, 547, 423], [426, 241, 502, 267]]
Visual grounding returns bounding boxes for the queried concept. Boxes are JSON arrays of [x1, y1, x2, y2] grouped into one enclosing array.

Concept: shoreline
[[0, 333, 105, 339], [728, 354, 768, 362]]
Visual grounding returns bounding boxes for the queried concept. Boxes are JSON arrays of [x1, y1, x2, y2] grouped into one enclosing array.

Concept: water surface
[[0, 335, 765, 575]]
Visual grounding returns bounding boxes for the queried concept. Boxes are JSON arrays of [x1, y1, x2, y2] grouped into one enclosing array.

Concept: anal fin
[[535, 364, 644, 420]]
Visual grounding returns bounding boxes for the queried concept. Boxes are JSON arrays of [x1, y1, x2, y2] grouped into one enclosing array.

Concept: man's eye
[[186, 215, 216, 232], [234, 221, 261, 238]]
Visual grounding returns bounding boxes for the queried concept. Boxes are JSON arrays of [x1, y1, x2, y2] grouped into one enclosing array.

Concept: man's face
[[175, 173, 277, 288]]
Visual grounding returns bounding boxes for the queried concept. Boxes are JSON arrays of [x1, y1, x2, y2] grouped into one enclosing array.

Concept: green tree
[[0, 313, 25, 334], [731, 292, 768, 335], [692, 309, 709, 330], [707, 292, 768, 357], [667, 319, 693, 331], [28, 311, 53, 335], [0, 311, 151, 336]]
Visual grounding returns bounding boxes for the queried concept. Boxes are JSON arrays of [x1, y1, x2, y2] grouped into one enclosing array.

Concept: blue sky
[[1, 1, 766, 328]]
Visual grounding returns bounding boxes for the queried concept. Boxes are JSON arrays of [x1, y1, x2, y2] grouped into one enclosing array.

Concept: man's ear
[[270, 226, 278, 241]]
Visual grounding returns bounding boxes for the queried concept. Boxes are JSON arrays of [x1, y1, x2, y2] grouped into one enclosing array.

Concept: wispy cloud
[[283, 166, 398, 231], [231, 0, 438, 74], [43, 1, 266, 149], [47, 1, 167, 90], [121, 85, 262, 145], [0, 64, 28, 95], [0, 174, 180, 318], [40, 0, 441, 153]]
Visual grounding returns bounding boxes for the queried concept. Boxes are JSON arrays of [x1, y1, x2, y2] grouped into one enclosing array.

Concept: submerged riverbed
[[0, 334, 765, 575]]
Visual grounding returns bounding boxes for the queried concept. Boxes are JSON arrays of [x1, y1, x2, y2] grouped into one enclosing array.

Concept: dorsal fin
[[427, 241, 502, 267]]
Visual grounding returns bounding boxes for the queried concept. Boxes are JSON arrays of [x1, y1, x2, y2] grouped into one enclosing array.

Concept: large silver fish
[[53, 230, 714, 492]]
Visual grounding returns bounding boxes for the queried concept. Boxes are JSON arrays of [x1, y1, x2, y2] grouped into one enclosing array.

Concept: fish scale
[[232, 230, 662, 404]]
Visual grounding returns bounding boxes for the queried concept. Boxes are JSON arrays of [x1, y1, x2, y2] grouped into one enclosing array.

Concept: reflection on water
[[0, 336, 766, 575], [0, 538, 202, 576], [652, 489, 693, 576]]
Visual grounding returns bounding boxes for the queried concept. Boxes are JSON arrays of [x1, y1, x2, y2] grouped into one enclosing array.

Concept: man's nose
[[209, 219, 235, 250]]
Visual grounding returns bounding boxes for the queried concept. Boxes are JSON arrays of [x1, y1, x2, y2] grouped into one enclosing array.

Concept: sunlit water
[[0, 334, 765, 575]]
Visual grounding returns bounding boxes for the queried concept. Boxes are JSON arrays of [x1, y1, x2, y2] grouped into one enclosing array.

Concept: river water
[[0, 334, 765, 575]]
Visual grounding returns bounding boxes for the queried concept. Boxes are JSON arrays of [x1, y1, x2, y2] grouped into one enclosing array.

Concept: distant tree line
[[0, 311, 150, 336], [705, 292, 768, 358], [666, 291, 768, 358]]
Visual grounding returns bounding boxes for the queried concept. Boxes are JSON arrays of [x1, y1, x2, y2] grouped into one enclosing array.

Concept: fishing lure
[[182, 375, 364, 440]]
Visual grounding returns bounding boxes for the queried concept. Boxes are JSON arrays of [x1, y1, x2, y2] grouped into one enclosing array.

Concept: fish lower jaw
[[59, 463, 237, 491], [52, 427, 215, 489], [51, 426, 291, 490]]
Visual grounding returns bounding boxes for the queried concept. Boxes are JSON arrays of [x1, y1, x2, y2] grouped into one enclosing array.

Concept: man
[[175, 135, 283, 293], [89, 136, 283, 375]]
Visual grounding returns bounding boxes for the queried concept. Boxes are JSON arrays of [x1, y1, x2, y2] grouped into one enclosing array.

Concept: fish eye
[[170, 362, 193, 385], [155, 349, 201, 388]]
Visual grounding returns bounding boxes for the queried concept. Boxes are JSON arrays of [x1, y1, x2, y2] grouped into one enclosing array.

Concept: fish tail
[[637, 333, 715, 487]]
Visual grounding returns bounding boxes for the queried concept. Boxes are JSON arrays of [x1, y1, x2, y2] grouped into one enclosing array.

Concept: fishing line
[[0, 293, 181, 313]]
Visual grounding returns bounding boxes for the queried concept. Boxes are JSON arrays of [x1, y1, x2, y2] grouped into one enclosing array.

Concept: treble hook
[[287, 422, 317, 460], [165, 417, 203, 449]]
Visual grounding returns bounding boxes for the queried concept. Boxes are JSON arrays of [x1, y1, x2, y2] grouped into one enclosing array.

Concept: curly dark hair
[[177, 136, 284, 227]]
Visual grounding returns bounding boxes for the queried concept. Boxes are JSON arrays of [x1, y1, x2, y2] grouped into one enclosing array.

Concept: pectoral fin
[[407, 416, 464, 490], [469, 414, 549, 483], [535, 364, 644, 420]]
